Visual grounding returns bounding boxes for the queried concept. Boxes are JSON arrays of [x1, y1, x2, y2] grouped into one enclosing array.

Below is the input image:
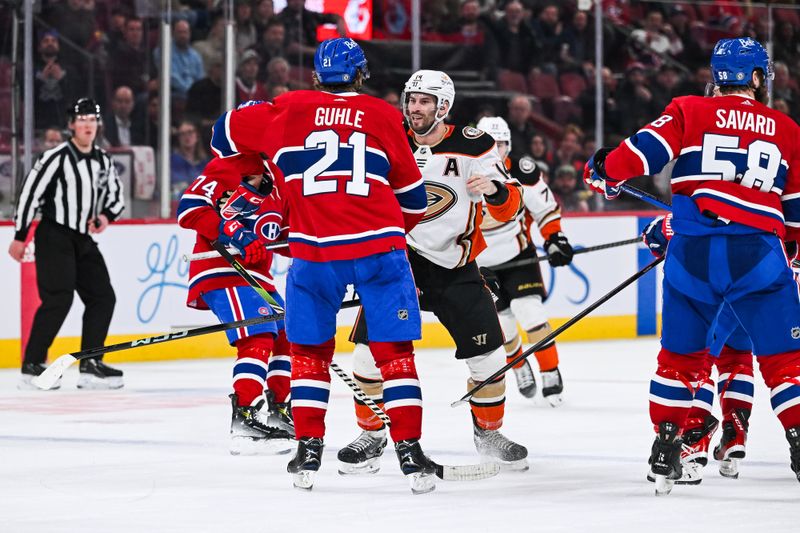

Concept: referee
[[8, 97, 126, 390]]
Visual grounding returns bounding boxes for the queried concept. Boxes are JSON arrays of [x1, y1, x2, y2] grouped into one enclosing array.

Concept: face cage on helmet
[[401, 90, 451, 136]]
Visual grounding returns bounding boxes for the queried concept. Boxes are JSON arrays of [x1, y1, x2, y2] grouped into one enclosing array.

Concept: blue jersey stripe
[[692, 191, 785, 222], [395, 184, 427, 211], [630, 130, 671, 175], [176, 197, 211, 217], [289, 230, 405, 248], [210, 112, 238, 158], [277, 147, 391, 178]]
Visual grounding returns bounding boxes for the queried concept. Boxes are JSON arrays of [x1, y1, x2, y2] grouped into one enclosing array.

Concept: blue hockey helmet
[[710, 37, 772, 87], [313, 38, 369, 86]]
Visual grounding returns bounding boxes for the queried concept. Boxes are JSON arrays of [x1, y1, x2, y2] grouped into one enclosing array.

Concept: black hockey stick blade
[[452, 256, 665, 407]]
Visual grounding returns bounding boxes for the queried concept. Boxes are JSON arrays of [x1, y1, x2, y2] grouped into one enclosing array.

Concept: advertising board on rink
[[0, 213, 663, 368]]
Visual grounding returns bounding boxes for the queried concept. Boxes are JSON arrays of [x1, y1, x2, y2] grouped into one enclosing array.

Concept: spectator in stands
[[530, 3, 562, 73], [667, 5, 704, 71], [651, 63, 682, 113], [551, 164, 589, 213], [132, 91, 159, 150], [506, 94, 537, 160], [105, 7, 129, 51], [170, 120, 210, 201], [442, 0, 497, 80], [773, 21, 800, 72], [552, 127, 584, 173], [269, 84, 289, 100], [153, 19, 205, 100], [265, 57, 306, 91], [186, 59, 223, 132], [616, 62, 658, 135], [675, 65, 712, 97], [277, 0, 346, 63], [108, 17, 149, 95], [491, 0, 540, 76], [254, 0, 276, 35], [773, 62, 799, 118], [559, 9, 594, 71], [39, 127, 64, 151], [44, 0, 97, 69], [529, 133, 553, 169], [236, 50, 269, 105], [252, 19, 287, 82], [382, 89, 401, 111], [578, 65, 620, 138], [628, 9, 676, 68], [194, 12, 225, 74], [34, 31, 79, 129], [235, 0, 259, 53], [774, 98, 792, 117], [104, 86, 139, 148]]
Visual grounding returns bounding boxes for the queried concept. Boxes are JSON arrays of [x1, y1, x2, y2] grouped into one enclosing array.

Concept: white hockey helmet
[[476, 116, 512, 151], [402, 69, 456, 135]]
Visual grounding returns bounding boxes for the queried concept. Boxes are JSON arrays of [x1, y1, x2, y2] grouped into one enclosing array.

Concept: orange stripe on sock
[[506, 346, 526, 370], [534, 344, 559, 371], [470, 403, 504, 431], [355, 402, 385, 431]]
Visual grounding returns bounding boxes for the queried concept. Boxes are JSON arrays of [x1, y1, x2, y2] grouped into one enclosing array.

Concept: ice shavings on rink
[[1, 338, 798, 533]]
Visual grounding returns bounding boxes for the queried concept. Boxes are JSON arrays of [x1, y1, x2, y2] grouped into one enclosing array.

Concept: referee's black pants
[[24, 219, 116, 365]]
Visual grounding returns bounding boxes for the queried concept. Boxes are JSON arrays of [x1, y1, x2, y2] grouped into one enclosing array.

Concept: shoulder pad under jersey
[[434, 124, 496, 156]]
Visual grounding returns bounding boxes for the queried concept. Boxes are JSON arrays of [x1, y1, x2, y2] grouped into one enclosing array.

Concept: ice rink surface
[[1, 338, 798, 533]]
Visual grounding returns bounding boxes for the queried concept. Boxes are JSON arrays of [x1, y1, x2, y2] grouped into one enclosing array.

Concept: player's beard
[[408, 112, 436, 135]]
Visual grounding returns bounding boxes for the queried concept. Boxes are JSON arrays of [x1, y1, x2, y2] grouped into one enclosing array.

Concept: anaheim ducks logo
[[422, 182, 457, 223]]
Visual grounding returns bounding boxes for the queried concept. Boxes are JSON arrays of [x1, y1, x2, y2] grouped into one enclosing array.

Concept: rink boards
[[0, 212, 664, 367]]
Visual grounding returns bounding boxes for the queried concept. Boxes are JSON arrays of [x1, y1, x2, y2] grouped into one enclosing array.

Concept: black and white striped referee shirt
[[13, 140, 125, 241]]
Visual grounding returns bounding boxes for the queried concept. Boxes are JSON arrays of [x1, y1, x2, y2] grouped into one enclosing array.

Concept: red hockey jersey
[[176, 155, 288, 309], [209, 91, 427, 262], [604, 94, 800, 240]]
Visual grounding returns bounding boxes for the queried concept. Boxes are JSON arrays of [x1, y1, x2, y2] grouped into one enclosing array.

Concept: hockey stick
[[215, 243, 499, 481], [182, 239, 289, 262], [491, 237, 642, 271], [619, 183, 672, 210], [452, 256, 665, 407]]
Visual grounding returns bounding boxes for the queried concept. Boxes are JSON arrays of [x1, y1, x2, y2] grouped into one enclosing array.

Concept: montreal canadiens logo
[[258, 306, 270, 315], [422, 182, 457, 223], [255, 219, 281, 241]]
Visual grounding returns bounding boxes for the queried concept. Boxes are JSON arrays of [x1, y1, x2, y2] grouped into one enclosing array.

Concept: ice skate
[[648, 415, 718, 485], [337, 428, 387, 475], [229, 394, 293, 456], [76, 358, 124, 390], [648, 421, 683, 496], [395, 439, 437, 494], [287, 437, 324, 490], [18, 363, 61, 391], [713, 409, 749, 479], [787, 427, 800, 483], [511, 360, 537, 399], [541, 367, 564, 406], [473, 425, 529, 471], [264, 390, 295, 437]]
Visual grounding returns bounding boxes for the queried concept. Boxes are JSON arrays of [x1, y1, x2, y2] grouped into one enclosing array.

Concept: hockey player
[[209, 38, 435, 493], [338, 70, 529, 475], [177, 154, 294, 455], [585, 37, 800, 494], [643, 213, 755, 482], [475, 116, 573, 406]]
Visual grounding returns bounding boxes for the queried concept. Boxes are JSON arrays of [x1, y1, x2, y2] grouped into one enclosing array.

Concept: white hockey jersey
[[406, 125, 524, 268], [477, 155, 562, 268]]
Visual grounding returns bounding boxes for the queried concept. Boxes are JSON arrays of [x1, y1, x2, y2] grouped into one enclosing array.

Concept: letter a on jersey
[[443, 157, 459, 177]]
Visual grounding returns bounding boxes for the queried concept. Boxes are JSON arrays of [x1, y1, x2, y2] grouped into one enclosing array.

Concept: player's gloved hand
[[219, 174, 274, 220], [584, 148, 622, 200], [218, 219, 267, 265], [641, 213, 673, 258], [479, 266, 501, 301], [544, 232, 574, 267]]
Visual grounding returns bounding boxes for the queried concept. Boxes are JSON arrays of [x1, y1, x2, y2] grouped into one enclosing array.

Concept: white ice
[[1, 338, 798, 533]]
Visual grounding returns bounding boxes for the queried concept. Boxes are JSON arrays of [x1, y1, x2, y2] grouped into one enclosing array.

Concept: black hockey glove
[[479, 266, 502, 301], [545, 232, 574, 267]]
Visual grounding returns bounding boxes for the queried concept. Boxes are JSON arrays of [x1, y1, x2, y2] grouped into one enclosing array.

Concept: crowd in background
[[2, 0, 800, 215]]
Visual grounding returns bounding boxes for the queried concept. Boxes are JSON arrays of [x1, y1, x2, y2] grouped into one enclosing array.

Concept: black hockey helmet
[[66, 97, 101, 122]]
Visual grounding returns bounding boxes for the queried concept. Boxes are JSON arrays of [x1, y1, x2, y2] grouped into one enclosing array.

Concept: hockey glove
[[544, 232, 574, 267], [218, 219, 268, 265], [219, 175, 274, 220], [641, 213, 673, 258], [479, 266, 502, 302], [584, 147, 622, 200]]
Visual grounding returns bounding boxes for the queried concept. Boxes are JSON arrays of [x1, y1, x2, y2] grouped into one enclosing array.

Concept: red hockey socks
[[758, 351, 800, 429], [372, 341, 422, 443], [290, 339, 335, 439], [716, 346, 754, 423], [267, 329, 291, 404], [649, 348, 709, 430], [232, 334, 274, 406]]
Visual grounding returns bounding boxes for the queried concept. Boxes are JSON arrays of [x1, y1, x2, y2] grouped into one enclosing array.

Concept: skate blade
[[406, 472, 436, 495], [292, 471, 316, 491], [230, 437, 293, 456], [654, 474, 675, 496], [337, 458, 381, 475], [648, 465, 703, 485], [76, 375, 124, 390], [18, 376, 61, 391], [719, 458, 740, 479]]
